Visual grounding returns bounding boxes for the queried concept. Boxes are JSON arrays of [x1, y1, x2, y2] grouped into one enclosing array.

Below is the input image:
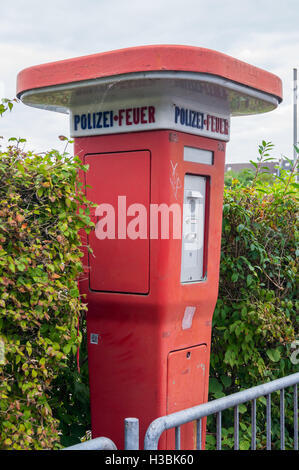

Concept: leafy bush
[[50, 314, 91, 447], [208, 142, 299, 449], [0, 99, 94, 449]]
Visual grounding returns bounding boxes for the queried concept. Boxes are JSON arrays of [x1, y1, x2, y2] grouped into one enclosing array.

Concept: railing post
[[280, 389, 285, 450], [266, 394, 271, 450], [234, 405, 239, 450], [251, 399, 256, 450], [175, 426, 181, 450], [216, 412, 222, 450], [124, 418, 139, 450], [294, 384, 298, 450], [196, 419, 202, 450]]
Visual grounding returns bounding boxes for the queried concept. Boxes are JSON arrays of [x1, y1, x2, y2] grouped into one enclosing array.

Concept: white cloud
[[226, 30, 299, 161]]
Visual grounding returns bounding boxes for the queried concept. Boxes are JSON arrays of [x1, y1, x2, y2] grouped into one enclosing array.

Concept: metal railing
[[63, 372, 299, 450], [62, 418, 139, 450], [63, 436, 117, 450], [143, 372, 299, 450]]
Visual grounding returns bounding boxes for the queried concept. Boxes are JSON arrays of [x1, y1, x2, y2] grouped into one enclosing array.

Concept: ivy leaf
[[221, 375, 232, 389], [240, 440, 250, 450], [266, 349, 281, 362], [209, 378, 223, 394]]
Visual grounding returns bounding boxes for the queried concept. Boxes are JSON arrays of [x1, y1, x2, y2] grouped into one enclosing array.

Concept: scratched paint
[[182, 306, 196, 330]]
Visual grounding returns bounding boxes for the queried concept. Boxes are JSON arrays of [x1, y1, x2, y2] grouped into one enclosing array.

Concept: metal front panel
[[181, 174, 206, 283], [184, 147, 213, 165], [85, 151, 150, 294], [166, 344, 207, 449]]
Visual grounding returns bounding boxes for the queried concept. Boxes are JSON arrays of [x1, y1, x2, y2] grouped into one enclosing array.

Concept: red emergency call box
[[17, 45, 282, 449]]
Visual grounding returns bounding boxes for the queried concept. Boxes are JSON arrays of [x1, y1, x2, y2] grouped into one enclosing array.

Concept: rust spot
[[181, 368, 190, 375], [169, 132, 179, 142]]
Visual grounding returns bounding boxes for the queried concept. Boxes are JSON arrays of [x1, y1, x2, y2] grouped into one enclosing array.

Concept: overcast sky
[[1, 0, 298, 163]]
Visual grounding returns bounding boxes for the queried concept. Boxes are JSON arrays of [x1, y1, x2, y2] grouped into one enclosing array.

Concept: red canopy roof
[[17, 45, 282, 101]]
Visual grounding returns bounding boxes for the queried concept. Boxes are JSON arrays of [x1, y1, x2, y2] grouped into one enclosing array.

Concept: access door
[[85, 151, 150, 294]]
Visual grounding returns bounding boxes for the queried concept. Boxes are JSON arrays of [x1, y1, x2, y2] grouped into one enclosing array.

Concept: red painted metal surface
[[16, 45, 282, 101], [16, 45, 282, 450], [166, 344, 207, 449], [85, 151, 150, 294], [76, 130, 225, 449]]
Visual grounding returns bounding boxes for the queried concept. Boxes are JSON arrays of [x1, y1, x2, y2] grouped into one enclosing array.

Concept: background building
[[225, 159, 293, 175]]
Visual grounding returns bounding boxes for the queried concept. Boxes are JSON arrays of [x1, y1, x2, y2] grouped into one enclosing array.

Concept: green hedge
[[0, 99, 94, 449], [208, 143, 299, 449]]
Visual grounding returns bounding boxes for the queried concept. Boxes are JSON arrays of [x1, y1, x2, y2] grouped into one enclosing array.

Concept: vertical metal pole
[[251, 399, 256, 450], [294, 384, 298, 450], [280, 389, 285, 450], [266, 394, 271, 450], [294, 68, 298, 183], [216, 411, 222, 450], [196, 419, 202, 450], [175, 426, 181, 450], [234, 406, 239, 450], [294, 68, 297, 162], [124, 418, 139, 450]]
